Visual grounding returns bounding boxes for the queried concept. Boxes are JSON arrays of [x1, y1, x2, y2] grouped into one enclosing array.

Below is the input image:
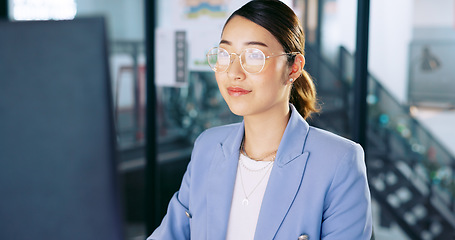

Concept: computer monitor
[[0, 18, 124, 240]]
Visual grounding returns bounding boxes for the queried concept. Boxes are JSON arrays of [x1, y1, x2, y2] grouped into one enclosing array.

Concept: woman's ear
[[288, 54, 305, 83]]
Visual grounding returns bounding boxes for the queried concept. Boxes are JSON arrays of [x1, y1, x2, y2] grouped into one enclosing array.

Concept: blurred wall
[[76, 0, 144, 41]]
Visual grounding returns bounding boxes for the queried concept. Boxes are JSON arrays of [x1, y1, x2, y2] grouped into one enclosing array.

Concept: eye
[[248, 52, 263, 59], [244, 49, 265, 67], [216, 48, 230, 64], [218, 50, 229, 57]]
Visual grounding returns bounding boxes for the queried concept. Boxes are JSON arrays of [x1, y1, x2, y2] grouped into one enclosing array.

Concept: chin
[[225, 101, 250, 117], [227, 105, 246, 117]]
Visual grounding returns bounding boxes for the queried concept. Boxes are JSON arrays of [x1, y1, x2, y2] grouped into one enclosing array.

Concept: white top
[[226, 153, 274, 240]]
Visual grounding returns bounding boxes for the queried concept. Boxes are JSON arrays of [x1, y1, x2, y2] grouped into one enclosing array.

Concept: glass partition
[[340, 39, 455, 239]]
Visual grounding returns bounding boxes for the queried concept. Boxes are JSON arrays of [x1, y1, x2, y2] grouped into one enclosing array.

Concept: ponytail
[[290, 70, 319, 119]]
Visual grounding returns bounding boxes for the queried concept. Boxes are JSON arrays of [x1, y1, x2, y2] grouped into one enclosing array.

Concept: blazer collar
[[254, 104, 311, 240], [206, 104, 311, 239], [274, 104, 310, 167], [206, 122, 244, 239]]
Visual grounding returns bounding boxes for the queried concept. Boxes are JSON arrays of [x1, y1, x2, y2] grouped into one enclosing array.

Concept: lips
[[227, 87, 251, 96]]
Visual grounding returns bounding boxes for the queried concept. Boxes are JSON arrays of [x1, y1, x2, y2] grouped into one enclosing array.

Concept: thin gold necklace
[[240, 139, 278, 161]]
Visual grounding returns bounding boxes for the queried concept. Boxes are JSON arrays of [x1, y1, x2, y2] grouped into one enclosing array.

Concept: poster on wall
[[156, 0, 231, 86]]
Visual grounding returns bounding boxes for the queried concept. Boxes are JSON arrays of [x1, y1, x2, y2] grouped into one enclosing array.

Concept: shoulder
[[194, 122, 242, 146], [304, 126, 364, 171], [187, 122, 242, 178], [307, 126, 363, 155]]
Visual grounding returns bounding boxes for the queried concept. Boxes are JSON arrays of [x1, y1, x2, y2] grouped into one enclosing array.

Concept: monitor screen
[[0, 18, 124, 240]]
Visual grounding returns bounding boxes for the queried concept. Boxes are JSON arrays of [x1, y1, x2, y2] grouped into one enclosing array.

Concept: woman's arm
[[146, 169, 192, 240], [147, 131, 207, 240], [321, 143, 372, 240]]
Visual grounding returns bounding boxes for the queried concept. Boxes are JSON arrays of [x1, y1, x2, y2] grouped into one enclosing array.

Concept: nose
[[227, 53, 246, 80]]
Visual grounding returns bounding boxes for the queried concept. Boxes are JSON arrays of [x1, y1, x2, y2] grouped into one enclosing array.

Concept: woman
[[148, 1, 372, 239]]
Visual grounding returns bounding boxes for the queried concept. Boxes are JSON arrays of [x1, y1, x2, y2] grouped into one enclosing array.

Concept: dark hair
[[224, 0, 319, 119]]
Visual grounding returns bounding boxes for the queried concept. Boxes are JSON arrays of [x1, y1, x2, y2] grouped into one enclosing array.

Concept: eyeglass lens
[[207, 47, 266, 74]]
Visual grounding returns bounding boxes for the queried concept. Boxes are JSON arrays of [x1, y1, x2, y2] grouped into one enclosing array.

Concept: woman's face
[[215, 16, 293, 117]]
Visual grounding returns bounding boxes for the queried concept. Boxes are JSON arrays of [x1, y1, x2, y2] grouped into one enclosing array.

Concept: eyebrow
[[219, 40, 268, 47]]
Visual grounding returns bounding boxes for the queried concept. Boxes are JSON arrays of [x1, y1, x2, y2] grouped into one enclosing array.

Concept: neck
[[242, 104, 291, 161]]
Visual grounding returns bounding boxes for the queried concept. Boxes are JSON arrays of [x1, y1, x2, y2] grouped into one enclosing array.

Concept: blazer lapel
[[206, 123, 244, 239], [254, 105, 311, 240]]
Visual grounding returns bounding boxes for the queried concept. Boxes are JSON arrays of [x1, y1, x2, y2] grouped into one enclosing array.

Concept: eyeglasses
[[206, 47, 299, 74]]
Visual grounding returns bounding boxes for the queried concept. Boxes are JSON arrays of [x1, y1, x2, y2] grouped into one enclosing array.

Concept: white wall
[[319, 0, 357, 65], [368, 0, 414, 103], [75, 0, 144, 41], [413, 0, 454, 27], [338, 0, 358, 53]]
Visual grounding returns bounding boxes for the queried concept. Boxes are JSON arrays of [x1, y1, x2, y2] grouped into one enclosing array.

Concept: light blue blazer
[[149, 105, 372, 240]]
